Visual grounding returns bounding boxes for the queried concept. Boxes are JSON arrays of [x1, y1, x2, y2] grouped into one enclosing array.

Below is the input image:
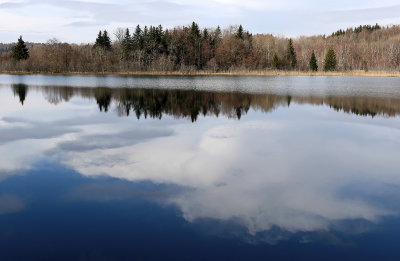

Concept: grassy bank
[[1, 70, 400, 77]]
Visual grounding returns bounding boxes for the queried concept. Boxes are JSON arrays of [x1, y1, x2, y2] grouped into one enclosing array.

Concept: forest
[[1, 22, 400, 73]]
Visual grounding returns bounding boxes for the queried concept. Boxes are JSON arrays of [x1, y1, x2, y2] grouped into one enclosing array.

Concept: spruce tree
[[191, 22, 201, 39], [272, 53, 280, 69], [11, 36, 29, 61], [213, 26, 222, 47], [102, 30, 112, 51], [94, 30, 112, 51], [309, 51, 318, 71], [122, 28, 132, 59], [324, 48, 337, 71], [133, 25, 143, 50], [94, 31, 104, 48], [236, 25, 244, 40], [286, 39, 297, 69], [143, 26, 149, 48], [203, 28, 209, 40]]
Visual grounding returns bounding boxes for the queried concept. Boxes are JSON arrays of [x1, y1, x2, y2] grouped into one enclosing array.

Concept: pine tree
[[272, 53, 280, 69], [94, 30, 112, 51], [94, 31, 104, 48], [324, 48, 337, 71], [236, 25, 244, 40], [11, 36, 29, 61], [133, 25, 143, 50], [102, 30, 112, 51], [191, 22, 201, 39], [309, 51, 318, 71], [213, 26, 222, 47], [143, 26, 149, 49], [286, 39, 297, 69], [203, 28, 209, 40], [191, 22, 201, 68], [122, 28, 133, 60]]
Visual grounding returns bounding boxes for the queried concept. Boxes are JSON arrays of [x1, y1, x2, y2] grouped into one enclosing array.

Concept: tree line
[[1, 22, 400, 73]]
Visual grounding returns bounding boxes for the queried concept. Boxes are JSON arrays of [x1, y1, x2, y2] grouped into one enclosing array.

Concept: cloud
[[54, 128, 173, 152], [54, 117, 400, 236], [0, 118, 79, 144], [65, 21, 105, 27], [1, 0, 400, 42], [1, 81, 400, 240]]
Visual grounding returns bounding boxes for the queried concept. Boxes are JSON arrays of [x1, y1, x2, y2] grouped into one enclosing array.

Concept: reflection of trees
[[94, 88, 112, 112], [12, 84, 28, 105], [42, 86, 74, 105], [34, 86, 400, 120]]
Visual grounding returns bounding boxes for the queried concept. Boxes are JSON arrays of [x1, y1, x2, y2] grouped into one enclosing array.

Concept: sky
[[1, 0, 400, 43]]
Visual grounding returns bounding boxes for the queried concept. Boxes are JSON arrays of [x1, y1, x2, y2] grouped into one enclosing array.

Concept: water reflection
[[11, 84, 400, 120], [1, 78, 400, 259], [12, 84, 28, 105]]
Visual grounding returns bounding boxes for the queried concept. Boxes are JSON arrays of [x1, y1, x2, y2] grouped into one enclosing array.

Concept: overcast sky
[[1, 0, 400, 43]]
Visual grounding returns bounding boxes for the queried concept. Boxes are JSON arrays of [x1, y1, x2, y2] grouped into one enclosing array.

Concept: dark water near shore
[[1, 74, 400, 260]]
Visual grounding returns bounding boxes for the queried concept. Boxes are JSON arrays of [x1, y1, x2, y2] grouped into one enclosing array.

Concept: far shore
[[1, 70, 400, 78]]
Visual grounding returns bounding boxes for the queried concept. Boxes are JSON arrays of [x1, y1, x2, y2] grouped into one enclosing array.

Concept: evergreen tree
[[286, 39, 297, 69], [213, 26, 222, 47], [324, 48, 337, 71], [94, 30, 112, 51], [191, 22, 201, 39], [143, 26, 149, 49], [133, 25, 143, 50], [11, 36, 29, 61], [236, 25, 244, 40], [102, 30, 112, 51], [191, 22, 201, 68], [122, 28, 133, 60], [203, 28, 209, 40], [272, 53, 280, 69], [95, 31, 104, 48], [309, 51, 318, 71]]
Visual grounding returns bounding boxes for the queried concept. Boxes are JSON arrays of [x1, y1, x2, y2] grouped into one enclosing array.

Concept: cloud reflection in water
[[1, 82, 400, 240]]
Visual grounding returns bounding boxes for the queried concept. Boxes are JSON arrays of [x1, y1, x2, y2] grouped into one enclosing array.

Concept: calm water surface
[[0, 74, 400, 260]]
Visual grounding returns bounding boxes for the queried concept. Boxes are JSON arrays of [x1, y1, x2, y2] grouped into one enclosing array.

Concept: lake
[[0, 74, 400, 260]]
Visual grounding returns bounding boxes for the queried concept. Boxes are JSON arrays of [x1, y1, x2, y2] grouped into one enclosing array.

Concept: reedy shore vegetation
[[1, 23, 400, 74]]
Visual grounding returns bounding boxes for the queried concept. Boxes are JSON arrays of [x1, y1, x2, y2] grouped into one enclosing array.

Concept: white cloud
[[51, 113, 400, 235], [0, 0, 400, 42], [1, 81, 400, 239]]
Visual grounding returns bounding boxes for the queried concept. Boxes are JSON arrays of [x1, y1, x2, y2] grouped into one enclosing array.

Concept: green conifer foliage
[[102, 30, 112, 51], [122, 28, 133, 60], [324, 48, 337, 71], [213, 26, 222, 47], [286, 39, 297, 69], [191, 22, 201, 39], [11, 36, 29, 61], [309, 51, 318, 71], [133, 25, 143, 50], [95, 31, 104, 47], [94, 30, 112, 51], [236, 25, 244, 40], [272, 53, 280, 69]]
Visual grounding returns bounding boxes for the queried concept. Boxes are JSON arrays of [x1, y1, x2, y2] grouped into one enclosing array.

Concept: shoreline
[[1, 70, 400, 77]]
